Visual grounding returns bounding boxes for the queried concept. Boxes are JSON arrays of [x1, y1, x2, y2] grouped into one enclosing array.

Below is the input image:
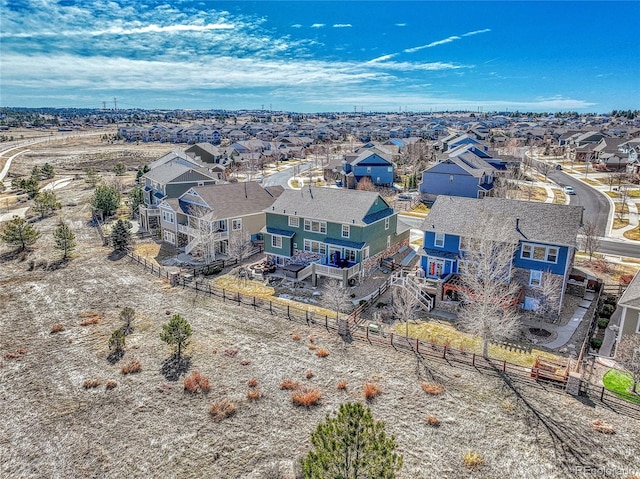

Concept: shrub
[[83, 379, 101, 389], [620, 274, 634, 285], [105, 381, 117, 390], [421, 382, 445, 396], [590, 338, 603, 350], [425, 415, 440, 427], [121, 359, 142, 374], [291, 332, 301, 341], [363, 382, 382, 401], [463, 450, 484, 470], [308, 344, 317, 351], [306, 370, 314, 379], [224, 348, 239, 357], [240, 359, 251, 366], [183, 370, 211, 394], [600, 304, 615, 319], [248, 378, 258, 388], [337, 379, 348, 390], [291, 387, 322, 407], [280, 379, 299, 390], [209, 399, 237, 421], [603, 294, 618, 305], [50, 324, 64, 334], [591, 420, 615, 434], [316, 348, 329, 358], [308, 336, 315, 344], [16, 348, 26, 355], [80, 316, 100, 326], [597, 318, 610, 329], [247, 388, 263, 401]]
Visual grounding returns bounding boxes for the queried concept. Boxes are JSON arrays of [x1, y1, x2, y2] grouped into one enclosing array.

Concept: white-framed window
[[529, 270, 542, 287], [342, 224, 350, 238], [344, 249, 356, 262], [303, 239, 326, 254], [521, 243, 559, 263], [288, 216, 299, 227], [271, 235, 282, 249], [232, 218, 242, 231], [197, 181, 205, 186], [366, 166, 372, 173], [384, 217, 390, 230], [304, 219, 327, 234], [163, 231, 175, 244], [449, 175, 454, 183], [363, 246, 370, 259], [387, 166, 393, 172], [162, 211, 174, 224], [434, 233, 445, 248]]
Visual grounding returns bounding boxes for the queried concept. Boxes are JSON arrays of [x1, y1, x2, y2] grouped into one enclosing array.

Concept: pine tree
[[119, 307, 135, 335], [108, 329, 126, 355], [127, 185, 145, 219], [160, 314, 192, 359], [53, 221, 76, 259], [91, 183, 121, 217], [85, 168, 100, 188], [33, 191, 62, 218], [31, 165, 43, 181], [0, 216, 40, 251], [114, 162, 126, 176], [110, 219, 132, 252], [41, 163, 55, 179], [301, 402, 403, 479]]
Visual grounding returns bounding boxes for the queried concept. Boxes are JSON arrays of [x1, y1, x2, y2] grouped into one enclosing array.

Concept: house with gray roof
[[158, 182, 283, 259], [263, 187, 409, 285], [417, 196, 584, 316], [610, 270, 640, 357]]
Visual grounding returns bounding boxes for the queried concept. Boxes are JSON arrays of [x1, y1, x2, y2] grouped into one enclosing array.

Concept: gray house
[[613, 271, 640, 356]]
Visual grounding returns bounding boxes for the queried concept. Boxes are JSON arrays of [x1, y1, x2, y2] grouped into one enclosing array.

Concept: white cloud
[[333, 24, 352, 28], [291, 24, 302, 28], [395, 23, 407, 27], [310, 23, 325, 28], [367, 54, 397, 63], [404, 36, 460, 53], [368, 61, 465, 72], [462, 28, 491, 37]]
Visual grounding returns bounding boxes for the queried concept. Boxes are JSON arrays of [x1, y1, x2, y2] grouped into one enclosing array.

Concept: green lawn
[[603, 369, 640, 404]]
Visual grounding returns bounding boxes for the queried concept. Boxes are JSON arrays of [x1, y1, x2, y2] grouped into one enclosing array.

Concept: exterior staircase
[[389, 269, 434, 311]]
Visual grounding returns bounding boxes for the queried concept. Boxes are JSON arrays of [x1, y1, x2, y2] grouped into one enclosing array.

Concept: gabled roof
[[346, 150, 395, 167], [420, 196, 583, 247], [148, 149, 203, 170], [266, 187, 393, 226], [426, 156, 495, 178], [143, 160, 218, 185], [618, 270, 640, 309], [181, 182, 283, 219]]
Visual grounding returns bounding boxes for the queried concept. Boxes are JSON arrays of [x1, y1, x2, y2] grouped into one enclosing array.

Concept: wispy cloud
[[310, 23, 325, 28], [368, 61, 465, 72], [367, 54, 397, 63], [404, 36, 460, 53], [395, 23, 407, 27], [291, 24, 302, 28], [462, 28, 491, 37], [333, 24, 352, 28]]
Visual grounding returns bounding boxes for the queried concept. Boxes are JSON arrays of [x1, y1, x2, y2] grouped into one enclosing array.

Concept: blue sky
[[1, 1, 638, 113]]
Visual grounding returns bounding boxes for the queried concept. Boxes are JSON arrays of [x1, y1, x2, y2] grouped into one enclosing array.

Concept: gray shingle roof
[[144, 160, 217, 184], [419, 196, 583, 247], [185, 182, 283, 219], [266, 187, 391, 226]]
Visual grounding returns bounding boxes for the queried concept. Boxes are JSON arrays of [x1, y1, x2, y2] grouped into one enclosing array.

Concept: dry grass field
[[1, 136, 639, 478]]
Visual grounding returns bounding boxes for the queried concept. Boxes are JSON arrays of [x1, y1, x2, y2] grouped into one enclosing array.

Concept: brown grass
[[463, 450, 484, 470], [248, 378, 258, 388], [209, 399, 237, 422], [224, 348, 238, 357], [591, 420, 616, 435], [425, 415, 441, 427], [308, 344, 317, 350], [291, 332, 301, 341], [623, 226, 640, 241], [363, 382, 382, 401], [421, 382, 445, 396], [316, 347, 329, 358], [183, 370, 211, 394], [105, 381, 117, 390], [121, 359, 142, 375], [79, 315, 100, 326], [50, 324, 65, 334], [305, 370, 314, 379], [4, 349, 27, 360], [291, 387, 322, 407], [337, 379, 348, 390], [247, 388, 262, 401], [240, 359, 251, 366], [613, 218, 629, 229], [279, 379, 300, 390], [83, 379, 101, 389]]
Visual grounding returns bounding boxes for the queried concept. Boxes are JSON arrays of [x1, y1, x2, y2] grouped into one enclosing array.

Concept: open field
[[1, 214, 640, 479]]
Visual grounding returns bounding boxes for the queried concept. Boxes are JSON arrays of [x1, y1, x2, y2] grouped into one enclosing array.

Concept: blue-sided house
[[418, 196, 584, 316], [340, 150, 396, 188], [263, 187, 409, 285], [419, 153, 496, 199]]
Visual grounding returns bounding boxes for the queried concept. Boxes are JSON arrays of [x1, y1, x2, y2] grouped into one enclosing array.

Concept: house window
[[521, 243, 559, 263], [162, 211, 174, 224], [304, 219, 327, 234], [434, 233, 445, 248], [344, 249, 356, 262], [232, 218, 242, 231], [387, 235, 391, 248], [529, 270, 542, 287], [342, 225, 350, 238], [387, 167, 393, 172], [271, 235, 282, 249], [197, 181, 205, 186], [363, 246, 370, 259], [303, 239, 326, 254], [163, 231, 175, 244], [449, 175, 454, 183], [384, 217, 390, 230], [367, 167, 372, 173], [288, 216, 299, 227]]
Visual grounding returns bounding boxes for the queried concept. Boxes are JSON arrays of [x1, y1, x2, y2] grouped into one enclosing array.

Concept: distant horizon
[[2, 1, 639, 113]]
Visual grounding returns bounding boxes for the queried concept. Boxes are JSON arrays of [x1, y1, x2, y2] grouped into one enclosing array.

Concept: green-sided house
[[263, 187, 409, 285]]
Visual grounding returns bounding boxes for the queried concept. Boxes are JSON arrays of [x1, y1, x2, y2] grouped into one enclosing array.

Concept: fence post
[[223, 289, 226, 301], [306, 310, 309, 325], [503, 360, 507, 372], [442, 344, 447, 360], [472, 353, 475, 366], [143, 258, 147, 268], [269, 301, 273, 314], [416, 338, 419, 353], [287, 305, 290, 319], [253, 296, 256, 310], [366, 324, 369, 340], [237, 292, 240, 304], [390, 333, 393, 347], [208, 284, 212, 295], [325, 315, 328, 331], [600, 386, 605, 402]]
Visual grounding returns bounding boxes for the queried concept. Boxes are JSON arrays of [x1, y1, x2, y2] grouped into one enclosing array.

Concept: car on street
[[564, 186, 575, 195]]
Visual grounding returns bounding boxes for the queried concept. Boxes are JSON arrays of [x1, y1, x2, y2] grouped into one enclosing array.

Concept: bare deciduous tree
[[533, 272, 563, 320], [537, 161, 553, 182], [390, 286, 420, 338], [581, 221, 601, 261], [456, 234, 522, 357], [616, 185, 630, 223], [321, 279, 352, 319], [616, 335, 640, 394], [187, 204, 221, 264], [227, 227, 253, 263]]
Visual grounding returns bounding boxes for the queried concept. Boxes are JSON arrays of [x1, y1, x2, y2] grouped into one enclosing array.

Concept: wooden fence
[[580, 382, 640, 419]]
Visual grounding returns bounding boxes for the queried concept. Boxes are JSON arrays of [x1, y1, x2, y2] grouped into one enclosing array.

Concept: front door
[[428, 259, 444, 277]]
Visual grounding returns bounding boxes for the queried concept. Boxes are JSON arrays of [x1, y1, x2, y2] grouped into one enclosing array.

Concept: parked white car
[[564, 186, 575, 195]]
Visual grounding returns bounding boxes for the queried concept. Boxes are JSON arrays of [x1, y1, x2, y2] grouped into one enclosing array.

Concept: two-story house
[[612, 270, 640, 356], [263, 187, 409, 285], [418, 196, 584, 315], [419, 152, 496, 199], [158, 182, 283, 259], [340, 150, 396, 188]]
